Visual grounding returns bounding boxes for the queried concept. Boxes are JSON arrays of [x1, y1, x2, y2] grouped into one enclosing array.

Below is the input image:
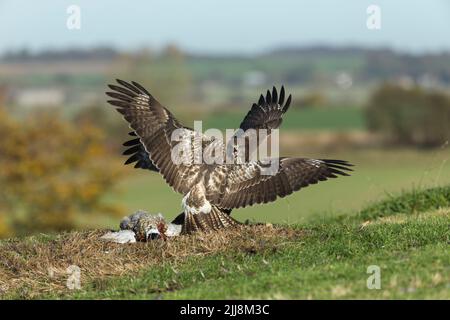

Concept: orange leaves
[[0, 212, 11, 238], [0, 107, 125, 237]]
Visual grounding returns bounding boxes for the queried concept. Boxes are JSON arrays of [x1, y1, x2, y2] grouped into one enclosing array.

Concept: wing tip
[[321, 159, 355, 176], [283, 94, 292, 112], [257, 85, 290, 108]]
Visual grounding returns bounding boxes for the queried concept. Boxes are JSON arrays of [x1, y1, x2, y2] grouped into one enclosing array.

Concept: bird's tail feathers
[[182, 206, 239, 234]]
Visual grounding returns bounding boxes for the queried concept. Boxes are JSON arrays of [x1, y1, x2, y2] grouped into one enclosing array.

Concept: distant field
[[97, 148, 450, 230], [201, 106, 365, 131]]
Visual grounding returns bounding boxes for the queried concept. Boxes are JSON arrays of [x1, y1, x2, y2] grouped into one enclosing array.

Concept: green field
[[2, 126, 449, 299], [2, 186, 449, 299], [75, 209, 450, 299], [199, 107, 365, 131], [100, 148, 450, 230]]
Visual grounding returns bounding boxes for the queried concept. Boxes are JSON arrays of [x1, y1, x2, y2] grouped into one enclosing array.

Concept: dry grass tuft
[[0, 225, 302, 298]]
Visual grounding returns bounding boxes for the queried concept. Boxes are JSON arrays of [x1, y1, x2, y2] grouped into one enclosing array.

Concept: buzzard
[[106, 80, 353, 235]]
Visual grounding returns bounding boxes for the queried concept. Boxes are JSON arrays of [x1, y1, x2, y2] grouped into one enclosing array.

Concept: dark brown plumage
[[240, 86, 291, 132], [123, 131, 158, 171], [106, 80, 353, 234]]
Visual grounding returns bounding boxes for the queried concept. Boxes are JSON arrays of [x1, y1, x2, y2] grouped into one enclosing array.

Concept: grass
[[1, 186, 449, 299], [202, 107, 365, 131], [359, 185, 450, 220]]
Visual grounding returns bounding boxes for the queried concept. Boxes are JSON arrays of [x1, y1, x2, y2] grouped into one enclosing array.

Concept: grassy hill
[[1, 186, 449, 299]]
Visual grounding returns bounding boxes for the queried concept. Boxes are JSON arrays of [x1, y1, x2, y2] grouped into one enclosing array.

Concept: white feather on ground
[[100, 230, 136, 244]]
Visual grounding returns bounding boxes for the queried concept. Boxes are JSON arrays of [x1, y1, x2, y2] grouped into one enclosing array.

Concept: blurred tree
[[366, 83, 450, 147], [0, 107, 125, 237], [296, 91, 327, 109], [74, 104, 129, 152], [0, 85, 7, 106]]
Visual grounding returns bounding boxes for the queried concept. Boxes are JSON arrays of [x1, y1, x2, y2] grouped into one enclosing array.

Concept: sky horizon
[[1, 0, 449, 55]]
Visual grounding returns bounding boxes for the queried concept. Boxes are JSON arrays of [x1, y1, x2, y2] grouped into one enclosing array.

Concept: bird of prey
[[106, 80, 353, 235]]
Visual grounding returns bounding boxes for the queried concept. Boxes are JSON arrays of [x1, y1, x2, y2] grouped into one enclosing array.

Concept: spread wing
[[121, 86, 292, 172], [239, 86, 291, 133], [207, 158, 353, 209], [227, 86, 292, 163], [106, 79, 206, 194]]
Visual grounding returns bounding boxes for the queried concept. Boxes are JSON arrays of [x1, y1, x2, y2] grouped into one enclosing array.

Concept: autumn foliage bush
[[0, 107, 125, 238]]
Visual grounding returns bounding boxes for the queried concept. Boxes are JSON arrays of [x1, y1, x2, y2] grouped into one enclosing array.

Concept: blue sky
[[0, 0, 449, 54]]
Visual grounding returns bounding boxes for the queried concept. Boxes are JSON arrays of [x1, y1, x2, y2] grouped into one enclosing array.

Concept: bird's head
[[133, 213, 171, 241]]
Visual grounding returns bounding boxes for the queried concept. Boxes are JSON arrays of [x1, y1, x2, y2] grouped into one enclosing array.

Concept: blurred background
[[0, 0, 449, 238]]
